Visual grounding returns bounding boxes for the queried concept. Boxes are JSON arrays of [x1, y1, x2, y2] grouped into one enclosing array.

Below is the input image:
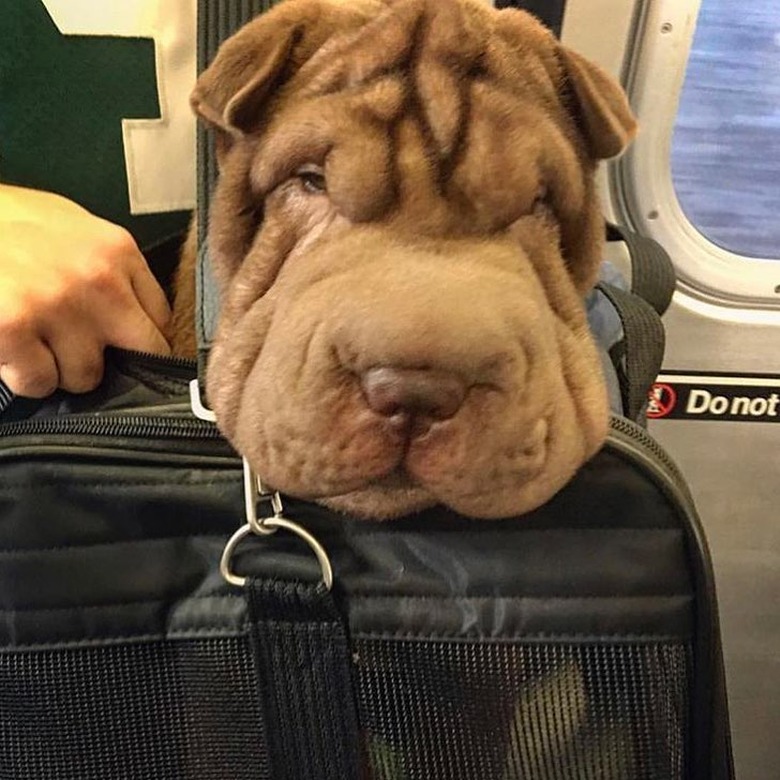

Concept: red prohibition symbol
[[647, 383, 677, 419]]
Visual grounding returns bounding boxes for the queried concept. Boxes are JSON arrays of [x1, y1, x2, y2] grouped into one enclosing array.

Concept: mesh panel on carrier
[[0, 634, 690, 780], [355, 639, 690, 780], [0, 638, 269, 780]]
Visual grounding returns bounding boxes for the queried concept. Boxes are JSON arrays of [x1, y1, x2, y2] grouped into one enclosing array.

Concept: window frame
[[613, 0, 780, 309]]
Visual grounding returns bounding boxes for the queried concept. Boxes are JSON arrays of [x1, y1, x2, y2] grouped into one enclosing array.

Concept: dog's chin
[[318, 475, 438, 521], [307, 469, 562, 521]]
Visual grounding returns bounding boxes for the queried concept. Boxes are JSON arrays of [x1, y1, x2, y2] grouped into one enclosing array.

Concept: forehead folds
[[249, 1, 575, 232]]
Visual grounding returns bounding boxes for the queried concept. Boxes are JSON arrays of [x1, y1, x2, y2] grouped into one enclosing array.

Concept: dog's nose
[[361, 367, 467, 426]]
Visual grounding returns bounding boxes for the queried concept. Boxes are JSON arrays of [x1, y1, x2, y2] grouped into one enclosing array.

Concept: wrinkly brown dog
[[172, 0, 637, 520]]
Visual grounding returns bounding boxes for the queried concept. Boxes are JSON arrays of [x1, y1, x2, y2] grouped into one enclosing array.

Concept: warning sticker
[[648, 372, 780, 422]]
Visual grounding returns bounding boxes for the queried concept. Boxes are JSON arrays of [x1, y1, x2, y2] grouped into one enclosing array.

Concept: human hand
[[0, 185, 172, 397]]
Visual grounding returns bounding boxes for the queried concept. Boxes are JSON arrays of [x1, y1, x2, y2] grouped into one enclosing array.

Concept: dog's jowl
[[173, 0, 637, 519]]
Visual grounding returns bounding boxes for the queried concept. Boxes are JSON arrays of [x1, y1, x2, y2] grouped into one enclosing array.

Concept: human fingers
[[100, 284, 173, 357], [45, 326, 105, 394], [125, 249, 173, 337], [0, 337, 59, 398], [58, 237, 174, 358]]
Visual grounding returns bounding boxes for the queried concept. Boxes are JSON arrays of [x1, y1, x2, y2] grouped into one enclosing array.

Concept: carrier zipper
[[0, 412, 220, 441], [606, 415, 694, 511], [108, 347, 198, 379], [0, 348, 204, 441], [112, 347, 197, 371]]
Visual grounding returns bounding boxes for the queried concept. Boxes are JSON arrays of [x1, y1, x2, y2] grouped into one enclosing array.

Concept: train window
[[614, 0, 780, 308], [671, 0, 780, 261]]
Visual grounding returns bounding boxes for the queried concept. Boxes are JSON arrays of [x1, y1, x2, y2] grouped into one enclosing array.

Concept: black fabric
[[196, 0, 281, 374], [196, 0, 277, 249], [597, 282, 666, 423], [246, 579, 362, 780], [495, 0, 566, 37], [607, 222, 677, 316], [142, 229, 188, 300], [0, 348, 200, 423], [0, 636, 691, 780], [0, 637, 270, 780]]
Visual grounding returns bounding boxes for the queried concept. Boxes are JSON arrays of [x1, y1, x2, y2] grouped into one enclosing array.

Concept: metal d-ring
[[219, 517, 334, 590], [220, 457, 333, 589], [189, 382, 332, 589]]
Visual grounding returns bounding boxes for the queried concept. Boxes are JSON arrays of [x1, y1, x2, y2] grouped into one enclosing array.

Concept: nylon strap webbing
[[597, 281, 666, 422], [196, 0, 278, 247], [246, 578, 362, 780], [606, 222, 676, 316], [196, 1, 280, 378]]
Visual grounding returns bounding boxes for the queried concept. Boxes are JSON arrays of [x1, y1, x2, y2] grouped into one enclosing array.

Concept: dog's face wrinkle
[[286, 3, 484, 187], [246, 26, 573, 233], [235, 200, 265, 243], [287, 2, 419, 100], [405, 10, 461, 180], [405, 72, 468, 192]]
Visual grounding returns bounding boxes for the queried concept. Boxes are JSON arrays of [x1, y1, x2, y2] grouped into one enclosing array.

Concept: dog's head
[[194, 0, 637, 519]]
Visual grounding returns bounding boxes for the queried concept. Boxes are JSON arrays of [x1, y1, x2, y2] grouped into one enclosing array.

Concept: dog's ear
[[190, 1, 374, 142], [191, 30, 296, 138], [558, 47, 637, 159]]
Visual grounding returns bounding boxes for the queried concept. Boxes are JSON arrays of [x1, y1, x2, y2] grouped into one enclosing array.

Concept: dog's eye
[[296, 165, 327, 194]]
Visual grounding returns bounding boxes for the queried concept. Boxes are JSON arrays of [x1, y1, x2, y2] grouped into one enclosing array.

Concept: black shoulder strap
[[246, 578, 362, 780], [606, 222, 676, 316], [197, 1, 279, 242], [196, 1, 277, 379], [596, 281, 665, 423]]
